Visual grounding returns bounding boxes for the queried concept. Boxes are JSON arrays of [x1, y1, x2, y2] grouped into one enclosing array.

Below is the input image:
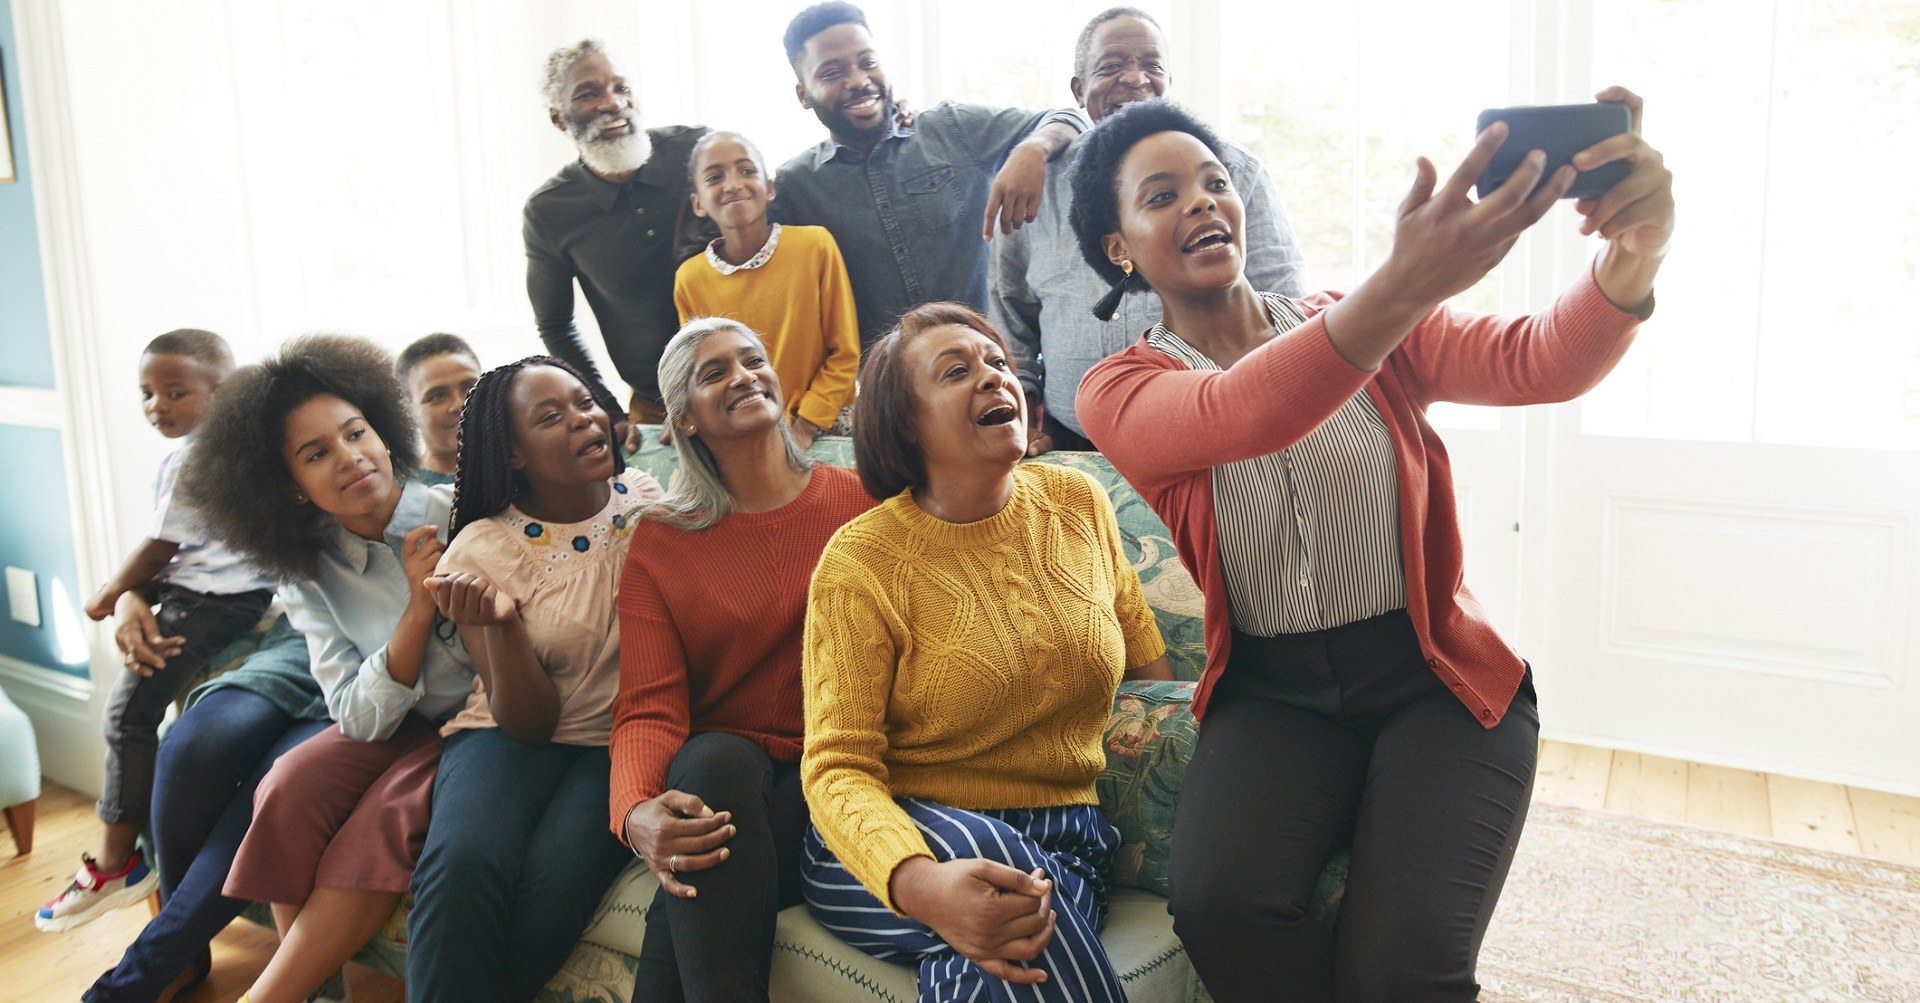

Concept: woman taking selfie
[[1070, 91, 1673, 1000]]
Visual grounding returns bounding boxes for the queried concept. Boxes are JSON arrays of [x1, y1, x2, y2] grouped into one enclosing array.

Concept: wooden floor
[[1533, 741, 1920, 861], [0, 785, 402, 1003], [2, 742, 1917, 1001]]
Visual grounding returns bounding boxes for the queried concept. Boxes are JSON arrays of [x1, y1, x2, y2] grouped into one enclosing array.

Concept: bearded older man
[[522, 39, 716, 441]]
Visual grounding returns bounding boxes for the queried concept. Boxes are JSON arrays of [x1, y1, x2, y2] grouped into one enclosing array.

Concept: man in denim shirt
[[990, 8, 1306, 453], [772, 2, 1088, 348]]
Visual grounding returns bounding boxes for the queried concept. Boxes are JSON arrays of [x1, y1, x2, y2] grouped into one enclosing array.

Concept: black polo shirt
[[523, 125, 713, 404]]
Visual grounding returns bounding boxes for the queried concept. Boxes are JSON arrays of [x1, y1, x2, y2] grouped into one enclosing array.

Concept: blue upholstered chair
[[0, 682, 41, 855]]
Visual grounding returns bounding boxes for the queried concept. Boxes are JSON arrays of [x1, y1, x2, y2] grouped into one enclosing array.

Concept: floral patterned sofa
[[196, 435, 1345, 1000]]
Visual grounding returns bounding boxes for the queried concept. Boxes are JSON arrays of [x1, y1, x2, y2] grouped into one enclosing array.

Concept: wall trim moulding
[[0, 650, 102, 796], [1598, 493, 1912, 689], [0, 650, 91, 705], [0, 386, 62, 428]]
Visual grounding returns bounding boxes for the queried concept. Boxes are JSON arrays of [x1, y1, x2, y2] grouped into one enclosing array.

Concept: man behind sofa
[[523, 39, 713, 443], [988, 7, 1305, 452], [771, 2, 1088, 348]]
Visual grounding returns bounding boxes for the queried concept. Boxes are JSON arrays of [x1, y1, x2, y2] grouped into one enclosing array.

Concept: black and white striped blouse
[[1145, 293, 1408, 636]]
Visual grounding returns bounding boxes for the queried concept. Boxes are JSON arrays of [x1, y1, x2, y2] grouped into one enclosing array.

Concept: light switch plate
[[6, 566, 41, 627]]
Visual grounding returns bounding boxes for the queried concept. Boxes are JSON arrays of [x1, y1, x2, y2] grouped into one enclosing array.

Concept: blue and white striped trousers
[[803, 799, 1128, 1003]]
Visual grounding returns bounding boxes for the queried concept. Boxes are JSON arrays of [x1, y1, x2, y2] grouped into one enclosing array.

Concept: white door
[[1531, 0, 1920, 795], [1540, 433, 1920, 794]]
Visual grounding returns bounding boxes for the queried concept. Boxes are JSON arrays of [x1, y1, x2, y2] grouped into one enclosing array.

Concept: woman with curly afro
[[179, 334, 475, 1003], [1069, 96, 1674, 999]]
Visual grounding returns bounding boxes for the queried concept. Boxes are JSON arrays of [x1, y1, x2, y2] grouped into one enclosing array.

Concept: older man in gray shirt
[[990, 8, 1305, 452]]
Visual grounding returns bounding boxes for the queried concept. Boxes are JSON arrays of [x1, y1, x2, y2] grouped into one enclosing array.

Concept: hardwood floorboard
[[1850, 786, 1920, 865], [1684, 762, 1773, 838], [1603, 751, 1689, 823], [1533, 740, 1612, 810], [1767, 774, 1862, 854]]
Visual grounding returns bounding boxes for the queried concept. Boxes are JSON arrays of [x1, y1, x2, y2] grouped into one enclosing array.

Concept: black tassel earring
[[1091, 260, 1136, 322]]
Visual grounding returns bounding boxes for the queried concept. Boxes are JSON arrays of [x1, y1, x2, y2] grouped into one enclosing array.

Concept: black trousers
[[98, 584, 272, 827], [1168, 610, 1539, 1002], [632, 732, 809, 1002]]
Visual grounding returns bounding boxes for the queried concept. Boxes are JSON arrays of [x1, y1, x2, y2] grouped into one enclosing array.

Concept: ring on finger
[[668, 853, 679, 873]]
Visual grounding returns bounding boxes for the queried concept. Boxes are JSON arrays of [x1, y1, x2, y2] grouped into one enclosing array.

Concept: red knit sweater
[[1077, 265, 1641, 727], [609, 465, 874, 835]]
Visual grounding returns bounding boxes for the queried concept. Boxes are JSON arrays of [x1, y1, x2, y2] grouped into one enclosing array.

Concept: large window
[[185, 0, 1920, 453], [1583, 0, 1920, 449], [929, 2, 1173, 114], [1222, 0, 1510, 312]]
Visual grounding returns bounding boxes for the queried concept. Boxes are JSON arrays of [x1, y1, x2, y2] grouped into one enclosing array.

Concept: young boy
[[673, 130, 860, 447], [37, 329, 276, 932], [395, 333, 483, 485]]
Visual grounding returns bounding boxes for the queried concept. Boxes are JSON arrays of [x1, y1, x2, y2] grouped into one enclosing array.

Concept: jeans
[[406, 728, 631, 1003], [97, 585, 271, 826], [85, 688, 327, 1001]]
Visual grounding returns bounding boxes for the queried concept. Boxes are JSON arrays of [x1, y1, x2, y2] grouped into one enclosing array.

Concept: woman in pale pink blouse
[[409, 355, 662, 1001]]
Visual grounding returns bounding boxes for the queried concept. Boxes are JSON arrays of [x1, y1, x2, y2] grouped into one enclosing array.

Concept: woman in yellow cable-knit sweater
[[800, 302, 1172, 1003]]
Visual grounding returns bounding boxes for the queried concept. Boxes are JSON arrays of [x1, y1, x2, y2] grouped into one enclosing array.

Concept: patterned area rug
[[1480, 803, 1920, 1001]]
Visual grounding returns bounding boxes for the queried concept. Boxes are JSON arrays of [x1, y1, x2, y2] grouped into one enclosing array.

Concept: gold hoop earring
[[1121, 260, 1134, 276]]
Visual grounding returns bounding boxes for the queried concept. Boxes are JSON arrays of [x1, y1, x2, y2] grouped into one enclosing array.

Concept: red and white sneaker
[[34, 852, 158, 931]]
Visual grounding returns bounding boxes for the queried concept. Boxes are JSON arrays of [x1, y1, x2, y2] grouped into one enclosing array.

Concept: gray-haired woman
[[609, 317, 874, 1000]]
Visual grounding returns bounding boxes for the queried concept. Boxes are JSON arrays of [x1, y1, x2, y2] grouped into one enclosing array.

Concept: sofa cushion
[[1099, 680, 1197, 897], [573, 862, 1191, 1003]]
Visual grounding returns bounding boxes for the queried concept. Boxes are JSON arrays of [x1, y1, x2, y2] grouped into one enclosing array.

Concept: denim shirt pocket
[[904, 164, 964, 226]]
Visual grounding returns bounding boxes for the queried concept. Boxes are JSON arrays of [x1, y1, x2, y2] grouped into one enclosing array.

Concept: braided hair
[[448, 355, 626, 537]]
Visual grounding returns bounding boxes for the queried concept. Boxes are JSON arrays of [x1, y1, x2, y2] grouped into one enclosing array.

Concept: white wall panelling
[[1542, 435, 1920, 797], [1599, 496, 1908, 688]]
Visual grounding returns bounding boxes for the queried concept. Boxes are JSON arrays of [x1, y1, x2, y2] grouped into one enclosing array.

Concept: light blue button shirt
[[281, 479, 473, 741]]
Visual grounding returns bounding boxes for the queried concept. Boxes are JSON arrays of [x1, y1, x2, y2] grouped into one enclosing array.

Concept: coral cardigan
[[1077, 265, 1642, 727]]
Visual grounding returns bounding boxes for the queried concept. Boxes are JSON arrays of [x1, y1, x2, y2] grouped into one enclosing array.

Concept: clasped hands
[[890, 855, 1059, 986]]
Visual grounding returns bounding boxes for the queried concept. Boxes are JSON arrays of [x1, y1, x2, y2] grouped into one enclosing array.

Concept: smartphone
[[1474, 102, 1631, 201]]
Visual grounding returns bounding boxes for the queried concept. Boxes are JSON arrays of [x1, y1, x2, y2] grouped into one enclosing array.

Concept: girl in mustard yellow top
[[801, 303, 1172, 1002], [673, 130, 859, 448]]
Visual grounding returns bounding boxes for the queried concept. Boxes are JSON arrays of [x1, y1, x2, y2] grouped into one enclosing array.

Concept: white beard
[[571, 110, 652, 177], [579, 129, 652, 176]]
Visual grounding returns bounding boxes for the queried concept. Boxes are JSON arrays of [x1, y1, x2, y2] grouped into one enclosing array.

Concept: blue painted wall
[[0, 3, 87, 678], [0, 426, 88, 676], [1, 0, 57, 388]]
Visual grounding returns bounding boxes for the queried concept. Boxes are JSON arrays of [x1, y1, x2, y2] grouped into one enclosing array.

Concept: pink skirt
[[224, 714, 441, 903]]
